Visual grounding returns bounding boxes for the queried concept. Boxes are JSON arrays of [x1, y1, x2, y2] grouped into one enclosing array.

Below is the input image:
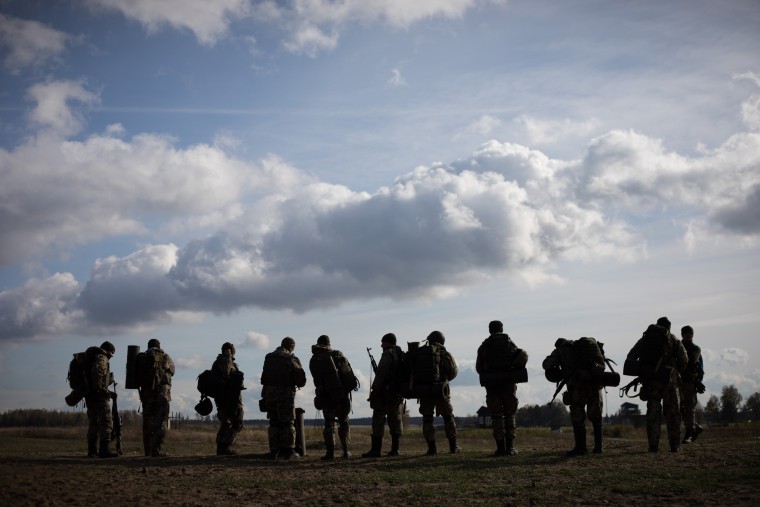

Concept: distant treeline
[[0, 408, 146, 428]]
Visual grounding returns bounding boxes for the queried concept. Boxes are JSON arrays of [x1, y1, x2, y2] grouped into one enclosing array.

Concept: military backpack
[[135, 348, 166, 392]]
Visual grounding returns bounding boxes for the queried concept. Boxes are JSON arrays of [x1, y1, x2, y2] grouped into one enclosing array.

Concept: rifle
[[367, 347, 378, 374], [110, 381, 123, 455]]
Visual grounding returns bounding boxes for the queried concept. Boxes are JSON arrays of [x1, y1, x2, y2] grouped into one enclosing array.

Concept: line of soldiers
[[82, 316, 704, 459]]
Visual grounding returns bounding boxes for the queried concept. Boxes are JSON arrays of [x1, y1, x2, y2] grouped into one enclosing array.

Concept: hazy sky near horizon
[[1, 0, 759, 421]]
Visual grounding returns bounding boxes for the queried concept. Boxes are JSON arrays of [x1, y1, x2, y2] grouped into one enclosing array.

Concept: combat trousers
[[264, 387, 297, 451], [215, 395, 244, 445], [567, 382, 603, 425], [680, 382, 698, 434], [419, 395, 456, 441], [85, 393, 113, 444], [644, 379, 681, 449], [141, 391, 170, 455], [371, 397, 404, 437], [322, 397, 352, 450], [485, 384, 518, 441]]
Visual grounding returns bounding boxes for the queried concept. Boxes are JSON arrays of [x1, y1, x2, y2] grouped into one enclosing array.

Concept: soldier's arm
[[627, 337, 645, 360], [92, 355, 110, 393], [475, 342, 486, 374], [293, 357, 307, 388], [165, 354, 176, 376], [443, 351, 458, 381], [374, 349, 393, 387]]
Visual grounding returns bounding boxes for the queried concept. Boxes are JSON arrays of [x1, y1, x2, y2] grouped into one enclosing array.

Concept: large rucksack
[[411, 343, 441, 384], [197, 369, 227, 399], [571, 337, 605, 372], [135, 348, 166, 392], [637, 324, 673, 379], [67, 346, 100, 392], [332, 353, 359, 393]]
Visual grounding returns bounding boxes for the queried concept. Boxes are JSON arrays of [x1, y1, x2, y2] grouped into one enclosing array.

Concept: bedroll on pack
[[125, 345, 141, 389], [593, 371, 621, 387], [197, 369, 226, 399], [479, 367, 529, 387]]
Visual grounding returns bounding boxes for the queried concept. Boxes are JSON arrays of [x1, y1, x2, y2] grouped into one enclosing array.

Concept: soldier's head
[[488, 320, 504, 334], [281, 337, 296, 352], [381, 333, 397, 348], [317, 335, 330, 347], [148, 338, 160, 349], [656, 316, 671, 330], [681, 325, 694, 342], [427, 330, 445, 345], [100, 340, 116, 357], [222, 342, 235, 355]]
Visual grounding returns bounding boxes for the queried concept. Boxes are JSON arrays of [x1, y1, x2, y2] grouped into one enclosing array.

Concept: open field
[[1, 423, 758, 506]]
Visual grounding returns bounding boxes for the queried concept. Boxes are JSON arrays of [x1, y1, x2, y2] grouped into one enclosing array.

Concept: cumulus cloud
[[242, 331, 270, 349], [720, 347, 750, 366], [174, 354, 203, 369], [0, 14, 76, 74], [2, 81, 760, 342], [388, 68, 407, 87], [515, 115, 600, 146], [25, 80, 100, 136], [85, 0, 250, 45]]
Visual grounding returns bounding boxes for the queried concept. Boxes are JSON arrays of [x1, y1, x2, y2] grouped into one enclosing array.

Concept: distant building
[[477, 406, 491, 428]]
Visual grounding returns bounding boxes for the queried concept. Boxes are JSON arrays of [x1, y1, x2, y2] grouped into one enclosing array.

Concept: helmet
[[148, 338, 160, 349], [381, 333, 397, 345], [427, 331, 445, 345], [195, 397, 213, 416], [100, 341, 116, 354]]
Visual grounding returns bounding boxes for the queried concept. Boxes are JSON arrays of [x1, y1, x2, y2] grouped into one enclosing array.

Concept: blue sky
[[1, 0, 759, 421]]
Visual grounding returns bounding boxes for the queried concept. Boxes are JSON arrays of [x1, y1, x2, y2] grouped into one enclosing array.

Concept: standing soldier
[[414, 331, 460, 455], [679, 325, 705, 444], [363, 333, 405, 458], [309, 335, 355, 460], [139, 338, 175, 457], [627, 316, 688, 452], [261, 337, 307, 459], [85, 341, 118, 458], [212, 342, 244, 455], [542, 337, 605, 456], [477, 321, 528, 456]]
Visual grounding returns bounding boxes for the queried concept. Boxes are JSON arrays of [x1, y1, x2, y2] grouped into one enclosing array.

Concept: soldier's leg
[[568, 400, 588, 456], [321, 407, 336, 460], [646, 398, 663, 452], [680, 384, 697, 443], [150, 395, 170, 457], [363, 409, 385, 457], [387, 401, 404, 456], [504, 386, 519, 455], [278, 398, 298, 458], [486, 388, 506, 449], [337, 399, 351, 458], [86, 396, 98, 457], [141, 397, 153, 456], [664, 382, 682, 452], [419, 398, 436, 455], [98, 396, 117, 458], [587, 388, 604, 454]]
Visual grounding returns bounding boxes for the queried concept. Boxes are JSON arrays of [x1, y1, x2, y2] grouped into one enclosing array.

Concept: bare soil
[[1, 424, 758, 506]]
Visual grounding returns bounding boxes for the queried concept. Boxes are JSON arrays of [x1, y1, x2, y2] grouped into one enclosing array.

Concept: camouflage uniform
[[212, 344, 244, 455], [261, 338, 307, 459], [139, 340, 175, 457], [85, 341, 117, 458], [477, 322, 528, 456], [416, 331, 460, 455], [364, 333, 404, 457], [542, 337, 605, 455], [627, 320, 688, 452], [309, 336, 352, 460], [679, 327, 704, 443]]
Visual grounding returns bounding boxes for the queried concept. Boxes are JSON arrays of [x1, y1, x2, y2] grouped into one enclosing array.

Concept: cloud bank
[[1, 79, 759, 342]]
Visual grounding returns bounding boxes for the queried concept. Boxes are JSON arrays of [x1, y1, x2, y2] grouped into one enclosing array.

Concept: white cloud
[[515, 115, 600, 146], [25, 80, 100, 136], [720, 347, 750, 366], [175, 354, 203, 369], [0, 14, 75, 74], [388, 68, 407, 87], [242, 331, 269, 349], [254, 0, 495, 55], [86, 0, 251, 45]]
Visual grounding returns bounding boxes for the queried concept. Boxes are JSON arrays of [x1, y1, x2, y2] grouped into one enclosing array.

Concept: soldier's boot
[[566, 424, 588, 456], [87, 437, 97, 458], [669, 437, 680, 452], [448, 437, 461, 454], [387, 434, 400, 456], [143, 433, 151, 457], [321, 439, 335, 461], [283, 448, 300, 459], [592, 421, 603, 454], [217, 443, 236, 456], [682, 429, 693, 444], [98, 439, 118, 458], [362, 436, 382, 458], [691, 424, 703, 442], [426, 439, 437, 456], [505, 437, 518, 456], [339, 434, 351, 459], [494, 438, 507, 456]]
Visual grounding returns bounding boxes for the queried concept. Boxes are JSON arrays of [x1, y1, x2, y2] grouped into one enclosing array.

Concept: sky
[[0, 0, 759, 423]]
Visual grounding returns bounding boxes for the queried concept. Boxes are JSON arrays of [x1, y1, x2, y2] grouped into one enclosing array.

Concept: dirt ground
[[1, 424, 758, 506]]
